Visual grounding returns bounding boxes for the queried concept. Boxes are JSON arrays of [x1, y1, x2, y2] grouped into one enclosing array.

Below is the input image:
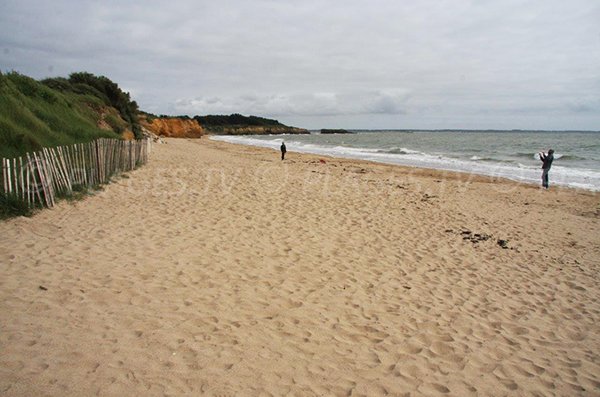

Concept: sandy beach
[[1, 138, 599, 396]]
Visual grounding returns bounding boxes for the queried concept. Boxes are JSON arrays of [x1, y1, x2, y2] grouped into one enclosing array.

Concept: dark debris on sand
[[446, 228, 511, 249]]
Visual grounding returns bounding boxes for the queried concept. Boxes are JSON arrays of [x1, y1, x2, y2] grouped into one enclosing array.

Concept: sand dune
[[1, 138, 598, 396]]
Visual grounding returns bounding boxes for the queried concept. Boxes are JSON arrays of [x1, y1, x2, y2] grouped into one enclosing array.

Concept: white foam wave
[[210, 135, 600, 191]]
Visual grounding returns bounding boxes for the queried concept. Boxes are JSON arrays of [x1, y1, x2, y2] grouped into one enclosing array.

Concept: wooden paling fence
[[1, 138, 151, 208]]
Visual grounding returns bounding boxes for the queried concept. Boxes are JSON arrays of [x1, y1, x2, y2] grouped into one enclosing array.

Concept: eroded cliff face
[[140, 117, 204, 138]]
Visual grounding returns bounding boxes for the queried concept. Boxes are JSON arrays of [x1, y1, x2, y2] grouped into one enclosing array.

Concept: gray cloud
[[1, 0, 599, 129], [173, 89, 410, 117]]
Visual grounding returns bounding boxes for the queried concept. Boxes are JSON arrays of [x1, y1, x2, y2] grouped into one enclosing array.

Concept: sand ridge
[[0, 138, 599, 396]]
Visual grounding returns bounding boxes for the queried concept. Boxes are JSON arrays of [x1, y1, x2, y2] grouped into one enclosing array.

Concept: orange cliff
[[140, 116, 204, 138]]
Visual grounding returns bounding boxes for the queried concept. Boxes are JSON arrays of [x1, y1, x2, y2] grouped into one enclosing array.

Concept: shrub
[[40, 72, 142, 138], [41, 77, 72, 92], [0, 192, 33, 219], [105, 114, 126, 134], [194, 113, 283, 127]]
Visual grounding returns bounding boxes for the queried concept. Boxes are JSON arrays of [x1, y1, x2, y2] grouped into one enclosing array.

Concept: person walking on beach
[[280, 141, 287, 161], [539, 149, 554, 189]]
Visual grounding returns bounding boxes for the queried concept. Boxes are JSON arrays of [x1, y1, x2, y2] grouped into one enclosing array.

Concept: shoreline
[[0, 138, 598, 396], [210, 134, 600, 192], [209, 136, 600, 195]]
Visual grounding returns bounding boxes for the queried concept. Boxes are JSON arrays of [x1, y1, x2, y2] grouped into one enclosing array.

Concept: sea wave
[[556, 154, 585, 161], [515, 152, 537, 159], [378, 147, 422, 155], [515, 152, 583, 161], [210, 135, 600, 191], [470, 156, 516, 164]]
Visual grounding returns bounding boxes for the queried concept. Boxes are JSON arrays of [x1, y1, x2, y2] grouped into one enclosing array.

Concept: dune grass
[[0, 192, 34, 219], [0, 72, 122, 159]]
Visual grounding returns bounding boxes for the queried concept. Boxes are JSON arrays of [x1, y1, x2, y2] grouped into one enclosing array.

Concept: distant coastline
[[320, 129, 353, 134], [320, 129, 600, 134]]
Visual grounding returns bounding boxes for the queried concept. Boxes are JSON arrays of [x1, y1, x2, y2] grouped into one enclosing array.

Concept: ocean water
[[211, 131, 600, 191]]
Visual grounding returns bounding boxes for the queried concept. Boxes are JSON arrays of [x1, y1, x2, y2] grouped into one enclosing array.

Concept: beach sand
[[1, 138, 599, 396]]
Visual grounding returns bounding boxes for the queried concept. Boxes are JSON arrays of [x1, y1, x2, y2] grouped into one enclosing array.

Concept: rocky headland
[[195, 114, 309, 135], [321, 129, 353, 134], [138, 113, 308, 138], [203, 125, 308, 135], [139, 115, 204, 138]]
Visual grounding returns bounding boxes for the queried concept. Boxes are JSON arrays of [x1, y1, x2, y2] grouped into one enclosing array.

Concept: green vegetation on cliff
[[195, 114, 282, 128], [194, 113, 307, 135], [0, 71, 140, 159]]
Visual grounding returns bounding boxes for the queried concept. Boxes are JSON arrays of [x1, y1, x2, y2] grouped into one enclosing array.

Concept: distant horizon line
[[306, 128, 600, 133]]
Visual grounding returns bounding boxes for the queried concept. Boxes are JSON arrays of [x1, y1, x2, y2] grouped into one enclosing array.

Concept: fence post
[[12, 158, 18, 197], [25, 156, 31, 207], [1, 158, 5, 195], [19, 157, 25, 202], [32, 152, 48, 207], [26, 153, 40, 207], [42, 151, 56, 207], [6, 158, 13, 195]]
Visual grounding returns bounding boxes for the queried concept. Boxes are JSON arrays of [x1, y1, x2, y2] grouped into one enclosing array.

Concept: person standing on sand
[[280, 141, 287, 160], [539, 149, 554, 189]]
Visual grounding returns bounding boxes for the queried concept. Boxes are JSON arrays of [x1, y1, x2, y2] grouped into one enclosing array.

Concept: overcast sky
[[1, 0, 599, 130]]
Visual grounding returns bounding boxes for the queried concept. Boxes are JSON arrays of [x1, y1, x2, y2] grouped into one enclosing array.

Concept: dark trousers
[[542, 168, 549, 188], [281, 152, 285, 160]]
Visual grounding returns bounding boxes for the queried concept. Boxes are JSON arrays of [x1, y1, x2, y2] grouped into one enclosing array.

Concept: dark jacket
[[541, 152, 554, 170], [280, 143, 287, 153]]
